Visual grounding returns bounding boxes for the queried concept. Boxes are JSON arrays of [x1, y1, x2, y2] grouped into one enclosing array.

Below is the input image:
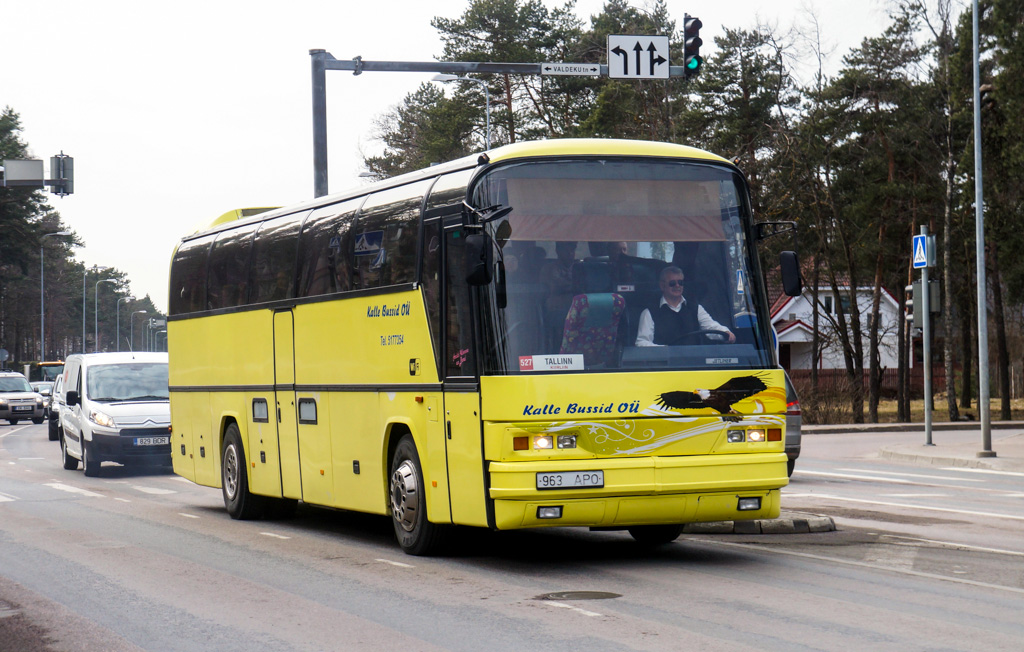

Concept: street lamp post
[[82, 265, 97, 352], [130, 310, 147, 352], [156, 330, 167, 352], [94, 279, 116, 352], [116, 296, 134, 352], [40, 231, 72, 361], [432, 74, 491, 150]]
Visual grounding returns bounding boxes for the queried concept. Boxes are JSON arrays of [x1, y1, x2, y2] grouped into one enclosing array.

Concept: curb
[[682, 512, 835, 535], [880, 448, 1005, 470], [804, 422, 1024, 435]]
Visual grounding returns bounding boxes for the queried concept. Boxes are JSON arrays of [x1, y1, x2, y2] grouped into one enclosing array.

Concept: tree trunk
[[989, 247, 1011, 420]]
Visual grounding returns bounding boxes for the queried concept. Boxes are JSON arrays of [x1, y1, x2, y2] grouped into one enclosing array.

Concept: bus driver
[[635, 266, 735, 346]]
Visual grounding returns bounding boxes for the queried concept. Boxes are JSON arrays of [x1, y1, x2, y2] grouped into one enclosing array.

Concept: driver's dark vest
[[652, 301, 699, 345]]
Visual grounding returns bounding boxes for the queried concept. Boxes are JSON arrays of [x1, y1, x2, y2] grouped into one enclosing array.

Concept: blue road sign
[[912, 234, 928, 269]]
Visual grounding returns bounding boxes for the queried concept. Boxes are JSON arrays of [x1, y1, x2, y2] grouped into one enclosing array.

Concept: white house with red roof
[[770, 283, 904, 371]]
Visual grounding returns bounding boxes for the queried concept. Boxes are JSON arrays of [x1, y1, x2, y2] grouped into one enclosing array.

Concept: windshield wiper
[[121, 395, 168, 401]]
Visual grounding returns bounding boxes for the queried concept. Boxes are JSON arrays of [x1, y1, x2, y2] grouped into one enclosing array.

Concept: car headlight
[[89, 409, 117, 428], [0, 399, 7, 409], [36, 397, 45, 407]]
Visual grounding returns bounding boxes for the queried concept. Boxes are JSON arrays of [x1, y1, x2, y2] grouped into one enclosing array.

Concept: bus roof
[[183, 138, 731, 241]]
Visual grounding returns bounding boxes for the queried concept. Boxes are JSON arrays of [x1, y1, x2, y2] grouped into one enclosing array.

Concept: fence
[[787, 366, 946, 400]]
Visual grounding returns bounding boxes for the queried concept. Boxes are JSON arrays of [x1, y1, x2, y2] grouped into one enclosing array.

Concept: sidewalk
[[804, 421, 1024, 473]]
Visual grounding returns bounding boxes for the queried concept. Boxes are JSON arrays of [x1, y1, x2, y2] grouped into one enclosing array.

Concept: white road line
[[114, 497, 132, 503], [375, 558, 413, 568], [880, 534, 1024, 557], [130, 485, 177, 495], [545, 601, 603, 617], [837, 468, 983, 482], [43, 482, 103, 498], [879, 493, 950, 498], [0, 492, 18, 502], [940, 467, 1024, 478], [178, 513, 200, 519], [703, 539, 1024, 596], [798, 470, 919, 484], [261, 532, 291, 540], [0, 426, 31, 438], [18, 457, 44, 461], [171, 476, 194, 483], [786, 492, 1024, 521]]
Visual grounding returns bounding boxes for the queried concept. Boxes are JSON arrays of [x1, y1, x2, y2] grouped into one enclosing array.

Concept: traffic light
[[905, 284, 916, 327], [684, 14, 703, 78]]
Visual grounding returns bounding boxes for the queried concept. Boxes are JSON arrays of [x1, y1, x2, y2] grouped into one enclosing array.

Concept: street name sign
[[607, 35, 670, 79], [541, 62, 601, 76]]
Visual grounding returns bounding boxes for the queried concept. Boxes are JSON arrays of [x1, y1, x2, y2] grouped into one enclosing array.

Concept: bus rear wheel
[[222, 424, 264, 520], [628, 524, 683, 545], [389, 435, 444, 556]]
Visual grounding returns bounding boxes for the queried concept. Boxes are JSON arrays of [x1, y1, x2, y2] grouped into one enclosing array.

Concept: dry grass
[[807, 393, 1024, 424]]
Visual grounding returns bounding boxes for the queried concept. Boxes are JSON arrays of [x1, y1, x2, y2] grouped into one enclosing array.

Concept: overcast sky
[[2, 0, 900, 311]]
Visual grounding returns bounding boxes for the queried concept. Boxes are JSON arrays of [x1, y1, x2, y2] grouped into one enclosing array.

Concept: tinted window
[[250, 215, 303, 304], [206, 224, 257, 309], [424, 168, 473, 213], [169, 235, 215, 315], [352, 180, 430, 290], [297, 199, 361, 297]]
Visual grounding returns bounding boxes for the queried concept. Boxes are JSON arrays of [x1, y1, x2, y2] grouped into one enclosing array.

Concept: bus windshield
[[472, 158, 773, 374]]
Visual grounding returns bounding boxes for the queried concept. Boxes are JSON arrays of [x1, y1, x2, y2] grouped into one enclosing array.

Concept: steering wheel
[[668, 329, 731, 345]]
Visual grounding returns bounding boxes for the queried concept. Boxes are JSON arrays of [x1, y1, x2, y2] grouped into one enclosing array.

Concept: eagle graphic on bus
[[654, 373, 770, 418]]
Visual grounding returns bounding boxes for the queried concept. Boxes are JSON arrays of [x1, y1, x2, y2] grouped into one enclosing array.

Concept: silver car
[[0, 371, 46, 425], [784, 372, 801, 476]]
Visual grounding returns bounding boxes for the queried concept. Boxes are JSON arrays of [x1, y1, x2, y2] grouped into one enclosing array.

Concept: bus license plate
[[536, 470, 604, 490], [134, 437, 169, 446]]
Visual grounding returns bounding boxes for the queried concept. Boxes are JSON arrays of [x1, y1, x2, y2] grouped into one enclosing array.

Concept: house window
[[822, 296, 834, 314]]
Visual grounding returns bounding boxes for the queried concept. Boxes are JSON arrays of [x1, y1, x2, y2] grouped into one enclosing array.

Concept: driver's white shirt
[[635, 297, 731, 347]]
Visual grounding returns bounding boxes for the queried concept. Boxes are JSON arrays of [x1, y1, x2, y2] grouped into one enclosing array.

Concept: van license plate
[[134, 437, 169, 446], [536, 470, 604, 490]]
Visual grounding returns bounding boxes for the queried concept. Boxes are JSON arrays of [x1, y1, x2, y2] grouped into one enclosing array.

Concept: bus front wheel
[[222, 424, 264, 520], [389, 435, 445, 556]]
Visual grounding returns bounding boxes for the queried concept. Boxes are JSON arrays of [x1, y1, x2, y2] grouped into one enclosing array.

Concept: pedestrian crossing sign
[[912, 234, 929, 269]]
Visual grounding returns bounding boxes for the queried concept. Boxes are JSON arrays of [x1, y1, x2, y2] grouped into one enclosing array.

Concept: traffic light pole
[[308, 50, 696, 198], [920, 226, 933, 446]]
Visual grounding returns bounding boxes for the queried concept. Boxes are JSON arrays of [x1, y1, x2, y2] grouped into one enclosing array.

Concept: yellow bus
[[168, 138, 802, 555]]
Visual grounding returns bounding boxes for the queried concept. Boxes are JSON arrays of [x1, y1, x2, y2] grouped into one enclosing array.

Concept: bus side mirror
[[465, 233, 493, 286], [66, 390, 79, 407], [780, 251, 802, 297]]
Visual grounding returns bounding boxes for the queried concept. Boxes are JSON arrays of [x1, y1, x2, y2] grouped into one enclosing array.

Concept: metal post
[[130, 310, 147, 352], [432, 74, 491, 150], [973, 0, 994, 457], [311, 49, 329, 198], [94, 279, 115, 352], [116, 296, 134, 352], [157, 330, 167, 352], [921, 226, 933, 446]]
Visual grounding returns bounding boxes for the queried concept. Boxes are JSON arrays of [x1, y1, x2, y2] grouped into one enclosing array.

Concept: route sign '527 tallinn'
[[607, 35, 670, 79]]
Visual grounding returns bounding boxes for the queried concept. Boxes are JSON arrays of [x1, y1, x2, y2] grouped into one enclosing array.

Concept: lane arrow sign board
[[912, 234, 929, 269], [607, 35, 670, 79], [542, 62, 600, 76]]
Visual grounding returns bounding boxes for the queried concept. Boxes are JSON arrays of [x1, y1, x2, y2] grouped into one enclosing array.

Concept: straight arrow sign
[[608, 35, 670, 79]]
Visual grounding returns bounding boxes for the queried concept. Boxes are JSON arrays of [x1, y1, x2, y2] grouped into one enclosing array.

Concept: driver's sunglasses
[[666, 280, 684, 287]]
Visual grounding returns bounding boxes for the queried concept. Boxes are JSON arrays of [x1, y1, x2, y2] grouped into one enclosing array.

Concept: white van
[[59, 352, 170, 477]]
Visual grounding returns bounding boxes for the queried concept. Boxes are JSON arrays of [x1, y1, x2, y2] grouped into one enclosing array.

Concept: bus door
[[441, 218, 488, 527], [273, 309, 302, 500]]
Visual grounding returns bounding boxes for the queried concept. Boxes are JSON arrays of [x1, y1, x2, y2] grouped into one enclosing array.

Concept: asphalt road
[[2, 422, 1022, 651]]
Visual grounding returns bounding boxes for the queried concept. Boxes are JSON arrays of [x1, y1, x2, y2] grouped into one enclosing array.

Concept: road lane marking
[[545, 601, 603, 617], [0, 426, 31, 438], [261, 532, 291, 540], [702, 539, 1024, 595], [0, 492, 18, 502], [114, 498, 132, 503], [43, 482, 103, 498], [375, 558, 413, 568], [785, 492, 1024, 521], [178, 513, 200, 519], [880, 534, 1024, 557], [940, 467, 1024, 478], [879, 493, 950, 498], [18, 457, 44, 461], [837, 468, 983, 482], [130, 485, 177, 495]]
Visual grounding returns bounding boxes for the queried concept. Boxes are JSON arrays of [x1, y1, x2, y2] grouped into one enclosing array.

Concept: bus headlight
[[533, 435, 553, 450], [747, 429, 766, 442], [556, 434, 577, 449], [738, 497, 761, 511], [727, 430, 745, 443]]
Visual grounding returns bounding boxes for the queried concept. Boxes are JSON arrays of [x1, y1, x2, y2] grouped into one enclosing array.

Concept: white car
[[59, 352, 170, 477], [0, 371, 45, 425]]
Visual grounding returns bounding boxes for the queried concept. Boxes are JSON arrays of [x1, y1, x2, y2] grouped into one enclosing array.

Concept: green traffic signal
[[684, 13, 703, 77]]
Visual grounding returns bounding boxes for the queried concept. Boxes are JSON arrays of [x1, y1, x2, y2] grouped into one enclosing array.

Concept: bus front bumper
[[488, 452, 787, 530]]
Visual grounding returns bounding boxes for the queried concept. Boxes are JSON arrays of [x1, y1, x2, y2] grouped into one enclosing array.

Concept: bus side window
[[206, 224, 256, 310], [297, 200, 359, 297], [421, 220, 443, 376], [169, 234, 215, 316], [249, 215, 302, 304], [353, 180, 431, 290], [445, 227, 476, 377]]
